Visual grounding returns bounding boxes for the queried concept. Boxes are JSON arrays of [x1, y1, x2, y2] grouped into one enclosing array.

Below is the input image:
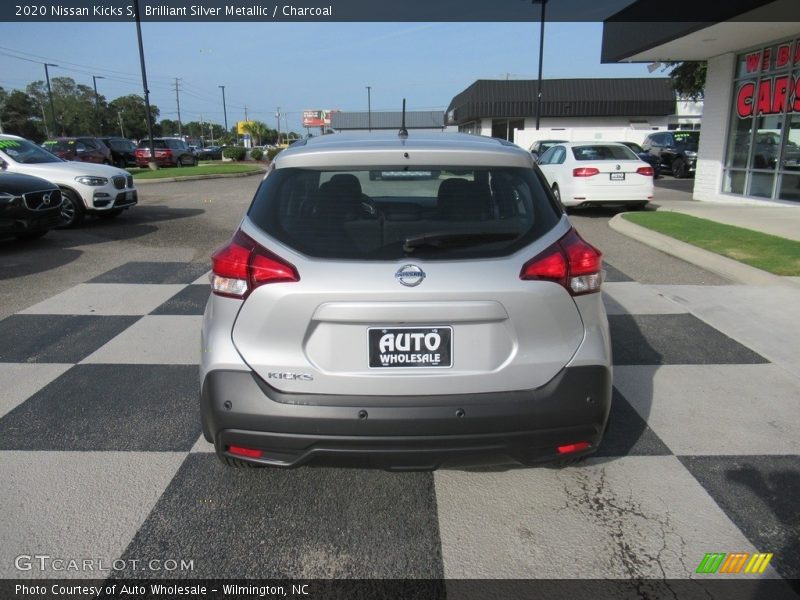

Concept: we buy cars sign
[[736, 39, 800, 118]]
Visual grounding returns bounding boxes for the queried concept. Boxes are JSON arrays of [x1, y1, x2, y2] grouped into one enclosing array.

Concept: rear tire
[[629, 202, 648, 211], [552, 184, 562, 206], [219, 455, 265, 469], [672, 158, 687, 178], [57, 189, 85, 228]]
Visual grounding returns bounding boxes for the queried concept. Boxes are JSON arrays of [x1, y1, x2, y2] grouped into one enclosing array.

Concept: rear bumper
[[200, 365, 612, 470]]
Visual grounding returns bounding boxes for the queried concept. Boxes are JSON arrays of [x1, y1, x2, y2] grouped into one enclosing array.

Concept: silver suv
[[200, 132, 612, 470]]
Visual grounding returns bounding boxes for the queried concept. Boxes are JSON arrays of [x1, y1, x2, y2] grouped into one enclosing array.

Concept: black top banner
[[1, 0, 798, 22]]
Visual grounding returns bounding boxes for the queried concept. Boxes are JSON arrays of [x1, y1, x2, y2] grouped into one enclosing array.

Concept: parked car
[[41, 137, 112, 165], [529, 139, 568, 163], [641, 130, 699, 178], [99, 137, 137, 168], [536, 141, 654, 210], [197, 146, 222, 160], [618, 141, 660, 178], [201, 132, 612, 469], [0, 172, 63, 240], [0, 134, 137, 227], [134, 137, 197, 167]]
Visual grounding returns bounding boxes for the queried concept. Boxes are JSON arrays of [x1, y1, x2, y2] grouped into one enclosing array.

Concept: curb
[[608, 213, 799, 288], [133, 169, 266, 185]]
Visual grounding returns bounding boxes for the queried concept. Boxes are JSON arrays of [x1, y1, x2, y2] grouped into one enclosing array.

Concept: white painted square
[[435, 456, 771, 579], [81, 315, 202, 365], [602, 282, 688, 315], [190, 434, 215, 453], [0, 364, 72, 419], [614, 364, 800, 455], [20, 284, 185, 316], [0, 451, 186, 578], [192, 272, 211, 285]]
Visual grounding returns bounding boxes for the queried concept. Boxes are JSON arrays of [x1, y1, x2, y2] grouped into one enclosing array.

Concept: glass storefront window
[[724, 36, 800, 202]]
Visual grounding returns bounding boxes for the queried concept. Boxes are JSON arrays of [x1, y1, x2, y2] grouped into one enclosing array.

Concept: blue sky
[[0, 21, 662, 132]]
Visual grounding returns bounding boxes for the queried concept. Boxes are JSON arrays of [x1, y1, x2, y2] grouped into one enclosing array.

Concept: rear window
[[248, 167, 560, 260], [572, 145, 638, 161], [137, 140, 168, 149], [672, 132, 699, 150]]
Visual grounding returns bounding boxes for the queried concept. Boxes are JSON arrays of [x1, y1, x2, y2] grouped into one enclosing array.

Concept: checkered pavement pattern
[[0, 261, 798, 587]]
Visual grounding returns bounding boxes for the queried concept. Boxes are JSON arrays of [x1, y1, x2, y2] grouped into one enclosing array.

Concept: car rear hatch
[[220, 161, 591, 399]]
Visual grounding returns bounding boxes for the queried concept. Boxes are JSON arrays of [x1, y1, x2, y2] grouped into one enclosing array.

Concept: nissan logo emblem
[[395, 264, 425, 287], [42, 193, 51, 206]]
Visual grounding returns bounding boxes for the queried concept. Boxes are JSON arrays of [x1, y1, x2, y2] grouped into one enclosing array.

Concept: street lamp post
[[92, 75, 105, 136], [134, 0, 157, 169], [43, 62, 58, 136], [219, 85, 228, 135], [533, 0, 547, 131], [366, 86, 372, 132]]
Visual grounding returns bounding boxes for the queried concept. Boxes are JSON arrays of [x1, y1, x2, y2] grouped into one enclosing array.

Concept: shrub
[[267, 147, 283, 161], [222, 146, 246, 161], [250, 148, 264, 161]]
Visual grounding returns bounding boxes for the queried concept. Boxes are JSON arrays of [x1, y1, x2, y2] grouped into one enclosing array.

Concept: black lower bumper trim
[[201, 365, 612, 469]]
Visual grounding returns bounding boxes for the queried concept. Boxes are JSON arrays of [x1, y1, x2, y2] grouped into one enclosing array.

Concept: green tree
[[26, 77, 106, 137], [667, 62, 707, 100], [0, 88, 45, 140], [242, 120, 270, 145], [158, 118, 180, 137], [108, 95, 159, 141]]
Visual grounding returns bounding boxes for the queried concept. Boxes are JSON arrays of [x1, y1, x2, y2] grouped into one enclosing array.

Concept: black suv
[[0, 172, 63, 240], [100, 137, 137, 168], [641, 131, 700, 178]]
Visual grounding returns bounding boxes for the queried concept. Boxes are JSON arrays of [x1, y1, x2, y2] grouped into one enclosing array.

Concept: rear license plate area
[[368, 327, 452, 368], [610, 172, 625, 181]]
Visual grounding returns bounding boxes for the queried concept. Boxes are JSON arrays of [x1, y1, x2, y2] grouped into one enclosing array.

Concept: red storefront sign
[[736, 39, 800, 118]]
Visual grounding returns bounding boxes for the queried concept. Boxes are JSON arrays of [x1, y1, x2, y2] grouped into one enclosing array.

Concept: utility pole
[[244, 105, 248, 122], [533, 0, 547, 131], [275, 107, 281, 145], [199, 113, 204, 146], [43, 62, 58, 136], [366, 86, 371, 132], [39, 102, 50, 138], [219, 85, 228, 134], [92, 75, 104, 136], [117, 111, 125, 138], [134, 0, 157, 168], [174, 77, 182, 137]]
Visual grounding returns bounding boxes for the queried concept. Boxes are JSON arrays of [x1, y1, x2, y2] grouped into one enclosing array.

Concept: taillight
[[228, 445, 263, 458], [520, 228, 602, 295], [573, 167, 599, 177], [210, 229, 299, 299], [636, 166, 654, 176]]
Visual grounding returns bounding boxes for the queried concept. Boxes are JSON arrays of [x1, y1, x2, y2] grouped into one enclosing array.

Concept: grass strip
[[129, 163, 263, 180], [622, 211, 800, 276]]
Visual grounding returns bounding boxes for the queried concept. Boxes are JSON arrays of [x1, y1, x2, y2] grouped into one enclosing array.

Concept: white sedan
[[536, 142, 654, 210]]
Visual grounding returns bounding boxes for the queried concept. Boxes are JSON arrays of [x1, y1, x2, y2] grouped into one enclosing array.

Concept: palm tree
[[243, 120, 269, 146]]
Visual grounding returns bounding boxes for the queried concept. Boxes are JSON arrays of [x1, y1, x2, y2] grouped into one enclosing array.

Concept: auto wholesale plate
[[368, 327, 452, 368]]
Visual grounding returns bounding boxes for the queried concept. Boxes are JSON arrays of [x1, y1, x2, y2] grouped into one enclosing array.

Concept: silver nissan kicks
[[200, 132, 612, 469]]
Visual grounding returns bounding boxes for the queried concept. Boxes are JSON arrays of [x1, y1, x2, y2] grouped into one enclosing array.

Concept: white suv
[[0, 134, 137, 227]]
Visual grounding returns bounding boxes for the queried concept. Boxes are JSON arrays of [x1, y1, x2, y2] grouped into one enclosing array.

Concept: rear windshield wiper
[[403, 231, 519, 253]]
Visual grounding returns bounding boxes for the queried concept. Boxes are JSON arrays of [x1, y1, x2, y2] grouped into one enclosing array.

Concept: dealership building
[[445, 78, 699, 150], [603, 1, 799, 204]]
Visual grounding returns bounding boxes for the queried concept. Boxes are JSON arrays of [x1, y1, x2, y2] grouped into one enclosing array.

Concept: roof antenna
[[398, 98, 408, 138]]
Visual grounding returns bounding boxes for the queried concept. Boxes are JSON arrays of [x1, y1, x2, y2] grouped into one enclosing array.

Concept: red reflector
[[573, 167, 599, 177], [557, 441, 590, 455], [228, 445, 263, 458], [636, 166, 654, 176]]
